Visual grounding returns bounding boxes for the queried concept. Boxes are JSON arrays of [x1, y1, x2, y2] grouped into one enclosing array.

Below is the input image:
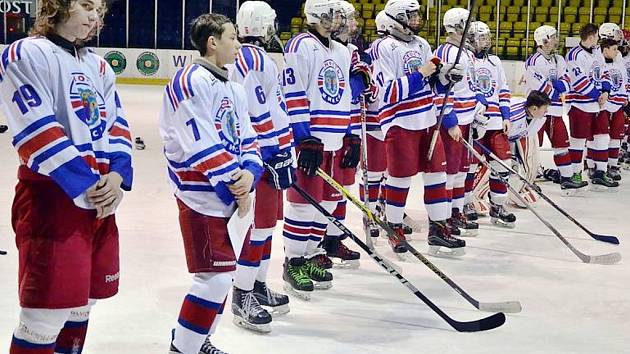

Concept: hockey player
[[1, 1, 134, 353], [523, 25, 585, 195], [320, 0, 365, 268], [228, 1, 293, 333], [467, 21, 516, 228], [565, 23, 612, 190], [161, 13, 263, 354], [372, 0, 465, 257], [508, 92, 552, 168], [281, 0, 350, 298], [434, 7, 482, 236], [598, 25, 627, 183], [619, 29, 630, 171]]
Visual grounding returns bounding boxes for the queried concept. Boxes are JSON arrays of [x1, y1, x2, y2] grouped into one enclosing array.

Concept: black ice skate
[[607, 166, 622, 181], [447, 217, 462, 236], [283, 257, 314, 301], [253, 280, 290, 316], [169, 329, 229, 354], [231, 287, 272, 333], [310, 253, 333, 270], [451, 209, 479, 237], [323, 236, 360, 269], [387, 223, 408, 254], [464, 202, 479, 221], [304, 256, 333, 290], [560, 175, 588, 197], [543, 168, 561, 184], [427, 221, 466, 257], [490, 202, 516, 228], [134, 136, 145, 150], [591, 170, 620, 191]]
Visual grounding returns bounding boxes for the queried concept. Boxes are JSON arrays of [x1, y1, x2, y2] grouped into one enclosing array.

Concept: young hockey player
[[434, 7, 483, 236], [228, 1, 293, 333], [524, 25, 585, 195], [320, 0, 366, 269], [467, 21, 516, 228], [619, 29, 630, 170], [565, 23, 611, 189], [372, 0, 465, 257], [281, 0, 350, 298], [1, 1, 134, 353], [161, 13, 263, 354], [598, 25, 627, 183]]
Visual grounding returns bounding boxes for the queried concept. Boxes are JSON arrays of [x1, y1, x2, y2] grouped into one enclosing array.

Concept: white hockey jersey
[[623, 54, 630, 94], [372, 35, 438, 135], [600, 54, 628, 113], [471, 54, 511, 130], [160, 59, 263, 217], [565, 45, 604, 113], [283, 32, 352, 151], [524, 51, 570, 117], [0, 36, 133, 209], [364, 40, 384, 140], [434, 42, 480, 125], [229, 43, 293, 161], [508, 98, 545, 141]]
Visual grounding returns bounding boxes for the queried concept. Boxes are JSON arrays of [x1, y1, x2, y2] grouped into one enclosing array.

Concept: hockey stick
[[471, 140, 620, 245], [292, 184, 505, 332], [358, 95, 377, 249], [461, 139, 621, 265], [316, 168, 522, 314], [427, 0, 478, 159]]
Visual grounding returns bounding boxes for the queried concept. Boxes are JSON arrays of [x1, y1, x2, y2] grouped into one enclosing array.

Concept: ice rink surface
[[0, 85, 628, 354]]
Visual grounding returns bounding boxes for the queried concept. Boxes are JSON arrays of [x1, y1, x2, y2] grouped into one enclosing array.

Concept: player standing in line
[[161, 13, 263, 354], [373, 0, 465, 257], [281, 0, 351, 299], [434, 7, 482, 236], [597, 24, 626, 183], [228, 1, 293, 333], [467, 21, 516, 228], [565, 24, 611, 190], [619, 29, 630, 170], [319, 0, 366, 269], [1, 1, 134, 353], [523, 25, 583, 194]]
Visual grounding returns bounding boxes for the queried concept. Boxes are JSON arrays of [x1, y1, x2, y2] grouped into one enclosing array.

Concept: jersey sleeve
[[162, 75, 242, 204], [233, 84, 264, 187], [525, 58, 553, 97], [377, 42, 428, 106], [283, 42, 311, 143], [102, 61, 133, 190], [496, 59, 512, 120], [231, 49, 279, 161], [0, 43, 99, 199]]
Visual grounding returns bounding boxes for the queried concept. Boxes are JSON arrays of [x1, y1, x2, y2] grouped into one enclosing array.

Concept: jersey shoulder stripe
[[525, 52, 542, 67], [235, 45, 266, 76], [285, 32, 312, 54], [166, 64, 201, 110], [566, 46, 583, 61]]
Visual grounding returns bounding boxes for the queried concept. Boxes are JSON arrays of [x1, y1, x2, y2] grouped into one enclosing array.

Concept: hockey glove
[[551, 79, 568, 94], [264, 151, 296, 190], [297, 137, 324, 177], [351, 60, 372, 88], [340, 134, 361, 168], [446, 63, 464, 83]]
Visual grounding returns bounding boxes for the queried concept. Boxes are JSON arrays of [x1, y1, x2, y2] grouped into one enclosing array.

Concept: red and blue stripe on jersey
[[165, 64, 200, 111], [435, 43, 477, 115], [565, 46, 599, 104], [234, 44, 265, 77], [0, 39, 24, 81]]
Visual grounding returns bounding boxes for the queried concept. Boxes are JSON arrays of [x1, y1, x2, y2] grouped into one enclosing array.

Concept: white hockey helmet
[[335, 1, 359, 39], [534, 25, 557, 46], [304, 0, 344, 30], [469, 21, 491, 52], [443, 7, 469, 34], [599, 22, 623, 42], [375, 10, 392, 35], [384, 0, 422, 37], [236, 1, 277, 42]]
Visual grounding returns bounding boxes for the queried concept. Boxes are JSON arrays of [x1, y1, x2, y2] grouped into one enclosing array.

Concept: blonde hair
[[30, 0, 107, 44]]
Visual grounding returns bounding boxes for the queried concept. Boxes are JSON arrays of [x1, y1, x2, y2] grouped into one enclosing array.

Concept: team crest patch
[[610, 68, 623, 90], [317, 59, 346, 105], [474, 67, 496, 97], [215, 98, 241, 154], [69, 72, 106, 140], [591, 64, 602, 82], [548, 68, 558, 81], [403, 51, 423, 74]]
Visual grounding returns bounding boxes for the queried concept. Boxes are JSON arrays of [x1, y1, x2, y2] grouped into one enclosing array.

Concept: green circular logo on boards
[[104, 51, 127, 75], [136, 51, 160, 76]]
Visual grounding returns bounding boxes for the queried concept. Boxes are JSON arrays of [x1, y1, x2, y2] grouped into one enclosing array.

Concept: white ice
[[0, 85, 628, 354]]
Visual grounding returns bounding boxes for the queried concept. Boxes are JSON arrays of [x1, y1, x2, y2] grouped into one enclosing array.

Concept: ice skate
[[253, 280, 290, 316], [590, 170, 619, 192], [304, 257, 333, 290], [231, 287, 272, 333], [282, 257, 314, 301], [323, 236, 360, 269], [451, 209, 479, 237], [490, 202, 516, 228], [427, 221, 466, 257]]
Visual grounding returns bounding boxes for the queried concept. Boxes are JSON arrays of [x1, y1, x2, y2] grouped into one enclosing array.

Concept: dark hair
[[580, 23, 599, 41], [190, 13, 232, 55], [525, 90, 551, 108], [600, 38, 619, 49]]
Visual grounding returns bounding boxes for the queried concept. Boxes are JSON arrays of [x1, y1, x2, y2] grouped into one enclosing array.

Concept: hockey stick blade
[[450, 312, 506, 332], [588, 233, 620, 245], [477, 301, 523, 314], [585, 252, 622, 265]]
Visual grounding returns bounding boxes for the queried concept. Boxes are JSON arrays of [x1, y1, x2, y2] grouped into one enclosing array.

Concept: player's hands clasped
[[87, 172, 124, 219]]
